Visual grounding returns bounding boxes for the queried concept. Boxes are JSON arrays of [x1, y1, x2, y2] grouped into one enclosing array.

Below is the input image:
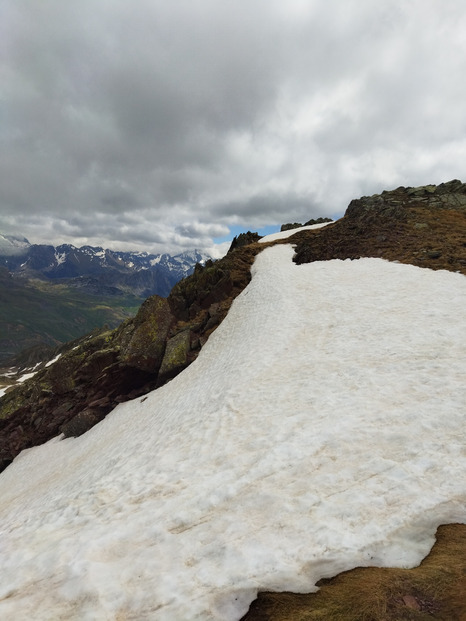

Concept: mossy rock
[[158, 330, 191, 384], [60, 408, 106, 438], [120, 296, 173, 373]]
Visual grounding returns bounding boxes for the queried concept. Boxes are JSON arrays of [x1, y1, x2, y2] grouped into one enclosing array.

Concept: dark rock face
[[120, 296, 172, 373], [157, 330, 192, 385], [227, 231, 262, 253]]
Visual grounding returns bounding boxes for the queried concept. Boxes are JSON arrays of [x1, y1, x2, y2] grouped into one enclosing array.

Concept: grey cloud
[[216, 192, 332, 225], [2, 0, 466, 256], [175, 222, 229, 239]]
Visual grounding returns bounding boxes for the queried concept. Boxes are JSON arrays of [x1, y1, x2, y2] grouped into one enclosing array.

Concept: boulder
[[61, 408, 106, 438], [158, 330, 191, 385], [120, 296, 173, 373]]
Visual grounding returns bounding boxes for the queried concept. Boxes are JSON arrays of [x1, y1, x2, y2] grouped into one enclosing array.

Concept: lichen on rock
[[158, 329, 192, 385], [120, 295, 173, 373]]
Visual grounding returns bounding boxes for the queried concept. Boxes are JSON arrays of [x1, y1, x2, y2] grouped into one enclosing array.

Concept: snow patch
[[45, 354, 62, 368], [54, 251, 67, 266], [17, 371, 37, 384]]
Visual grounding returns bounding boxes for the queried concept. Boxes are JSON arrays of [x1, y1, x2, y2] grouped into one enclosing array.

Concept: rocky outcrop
[[280, 217, 332, 231], [120, 296, 172, 373], [280, 222, 303, 232], [227, 231, 262, 253], [157, 330, 191, 385]]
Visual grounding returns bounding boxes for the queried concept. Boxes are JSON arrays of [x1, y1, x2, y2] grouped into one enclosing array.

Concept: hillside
[[0, 268, 141, 364], [0, 240, 210, 362], [0, 180, 465, 619]]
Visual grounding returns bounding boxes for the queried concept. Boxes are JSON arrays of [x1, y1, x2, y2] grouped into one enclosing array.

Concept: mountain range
[[0, 235, 211, 297], [1, 180, 466, 619], [0, 236, 211, 363]]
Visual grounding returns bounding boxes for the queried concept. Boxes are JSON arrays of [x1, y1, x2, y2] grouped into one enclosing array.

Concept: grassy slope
[[0, 272, 141, 363]]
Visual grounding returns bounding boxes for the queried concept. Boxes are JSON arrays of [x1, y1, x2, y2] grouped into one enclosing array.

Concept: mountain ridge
[[0, 238, 211, 296]]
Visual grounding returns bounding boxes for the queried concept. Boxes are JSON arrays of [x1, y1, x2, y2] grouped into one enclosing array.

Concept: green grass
[[0, 275, 142, 363]]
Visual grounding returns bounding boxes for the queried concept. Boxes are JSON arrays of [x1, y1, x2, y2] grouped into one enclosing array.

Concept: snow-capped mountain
[[0, 239, 211, 297]]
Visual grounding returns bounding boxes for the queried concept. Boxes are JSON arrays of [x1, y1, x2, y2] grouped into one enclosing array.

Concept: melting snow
[[0, 247, 465, 620], [16, 371, 37, 384], [54, 251, 67, 266], [45, 353, 62, 368]]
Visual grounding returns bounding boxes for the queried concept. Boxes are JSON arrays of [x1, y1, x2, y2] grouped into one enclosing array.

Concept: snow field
[[0, 246, 465, 619]]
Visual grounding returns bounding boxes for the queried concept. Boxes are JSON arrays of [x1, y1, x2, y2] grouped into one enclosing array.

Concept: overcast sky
[[2, 0, 466, 256]]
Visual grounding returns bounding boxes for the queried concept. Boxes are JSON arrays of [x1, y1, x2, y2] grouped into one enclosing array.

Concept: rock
[[60, 408, 106, 438], [304, 217, 333, 226], [47, 358, 76, 395], [228, 231, 262, 253], [158, 330, 191, 385], [88, 396, 112, 408], [280, 222, 302, 232], [77, 349, 117, 378], [120, 296, 173, 373]]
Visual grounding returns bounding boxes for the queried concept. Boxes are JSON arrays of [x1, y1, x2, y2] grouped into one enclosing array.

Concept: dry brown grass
[[291, 205, 466, 277], [242, 524, 466, 621]]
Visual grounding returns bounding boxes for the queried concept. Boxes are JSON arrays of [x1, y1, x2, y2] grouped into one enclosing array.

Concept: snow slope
[[0, 246, 465, 620]]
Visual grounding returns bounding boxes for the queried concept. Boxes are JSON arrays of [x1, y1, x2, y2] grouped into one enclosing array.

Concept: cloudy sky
[[2, 0, 466, 256]]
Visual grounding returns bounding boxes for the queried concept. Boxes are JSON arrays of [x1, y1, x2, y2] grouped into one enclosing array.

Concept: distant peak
[[0, 233, 30, 256]]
